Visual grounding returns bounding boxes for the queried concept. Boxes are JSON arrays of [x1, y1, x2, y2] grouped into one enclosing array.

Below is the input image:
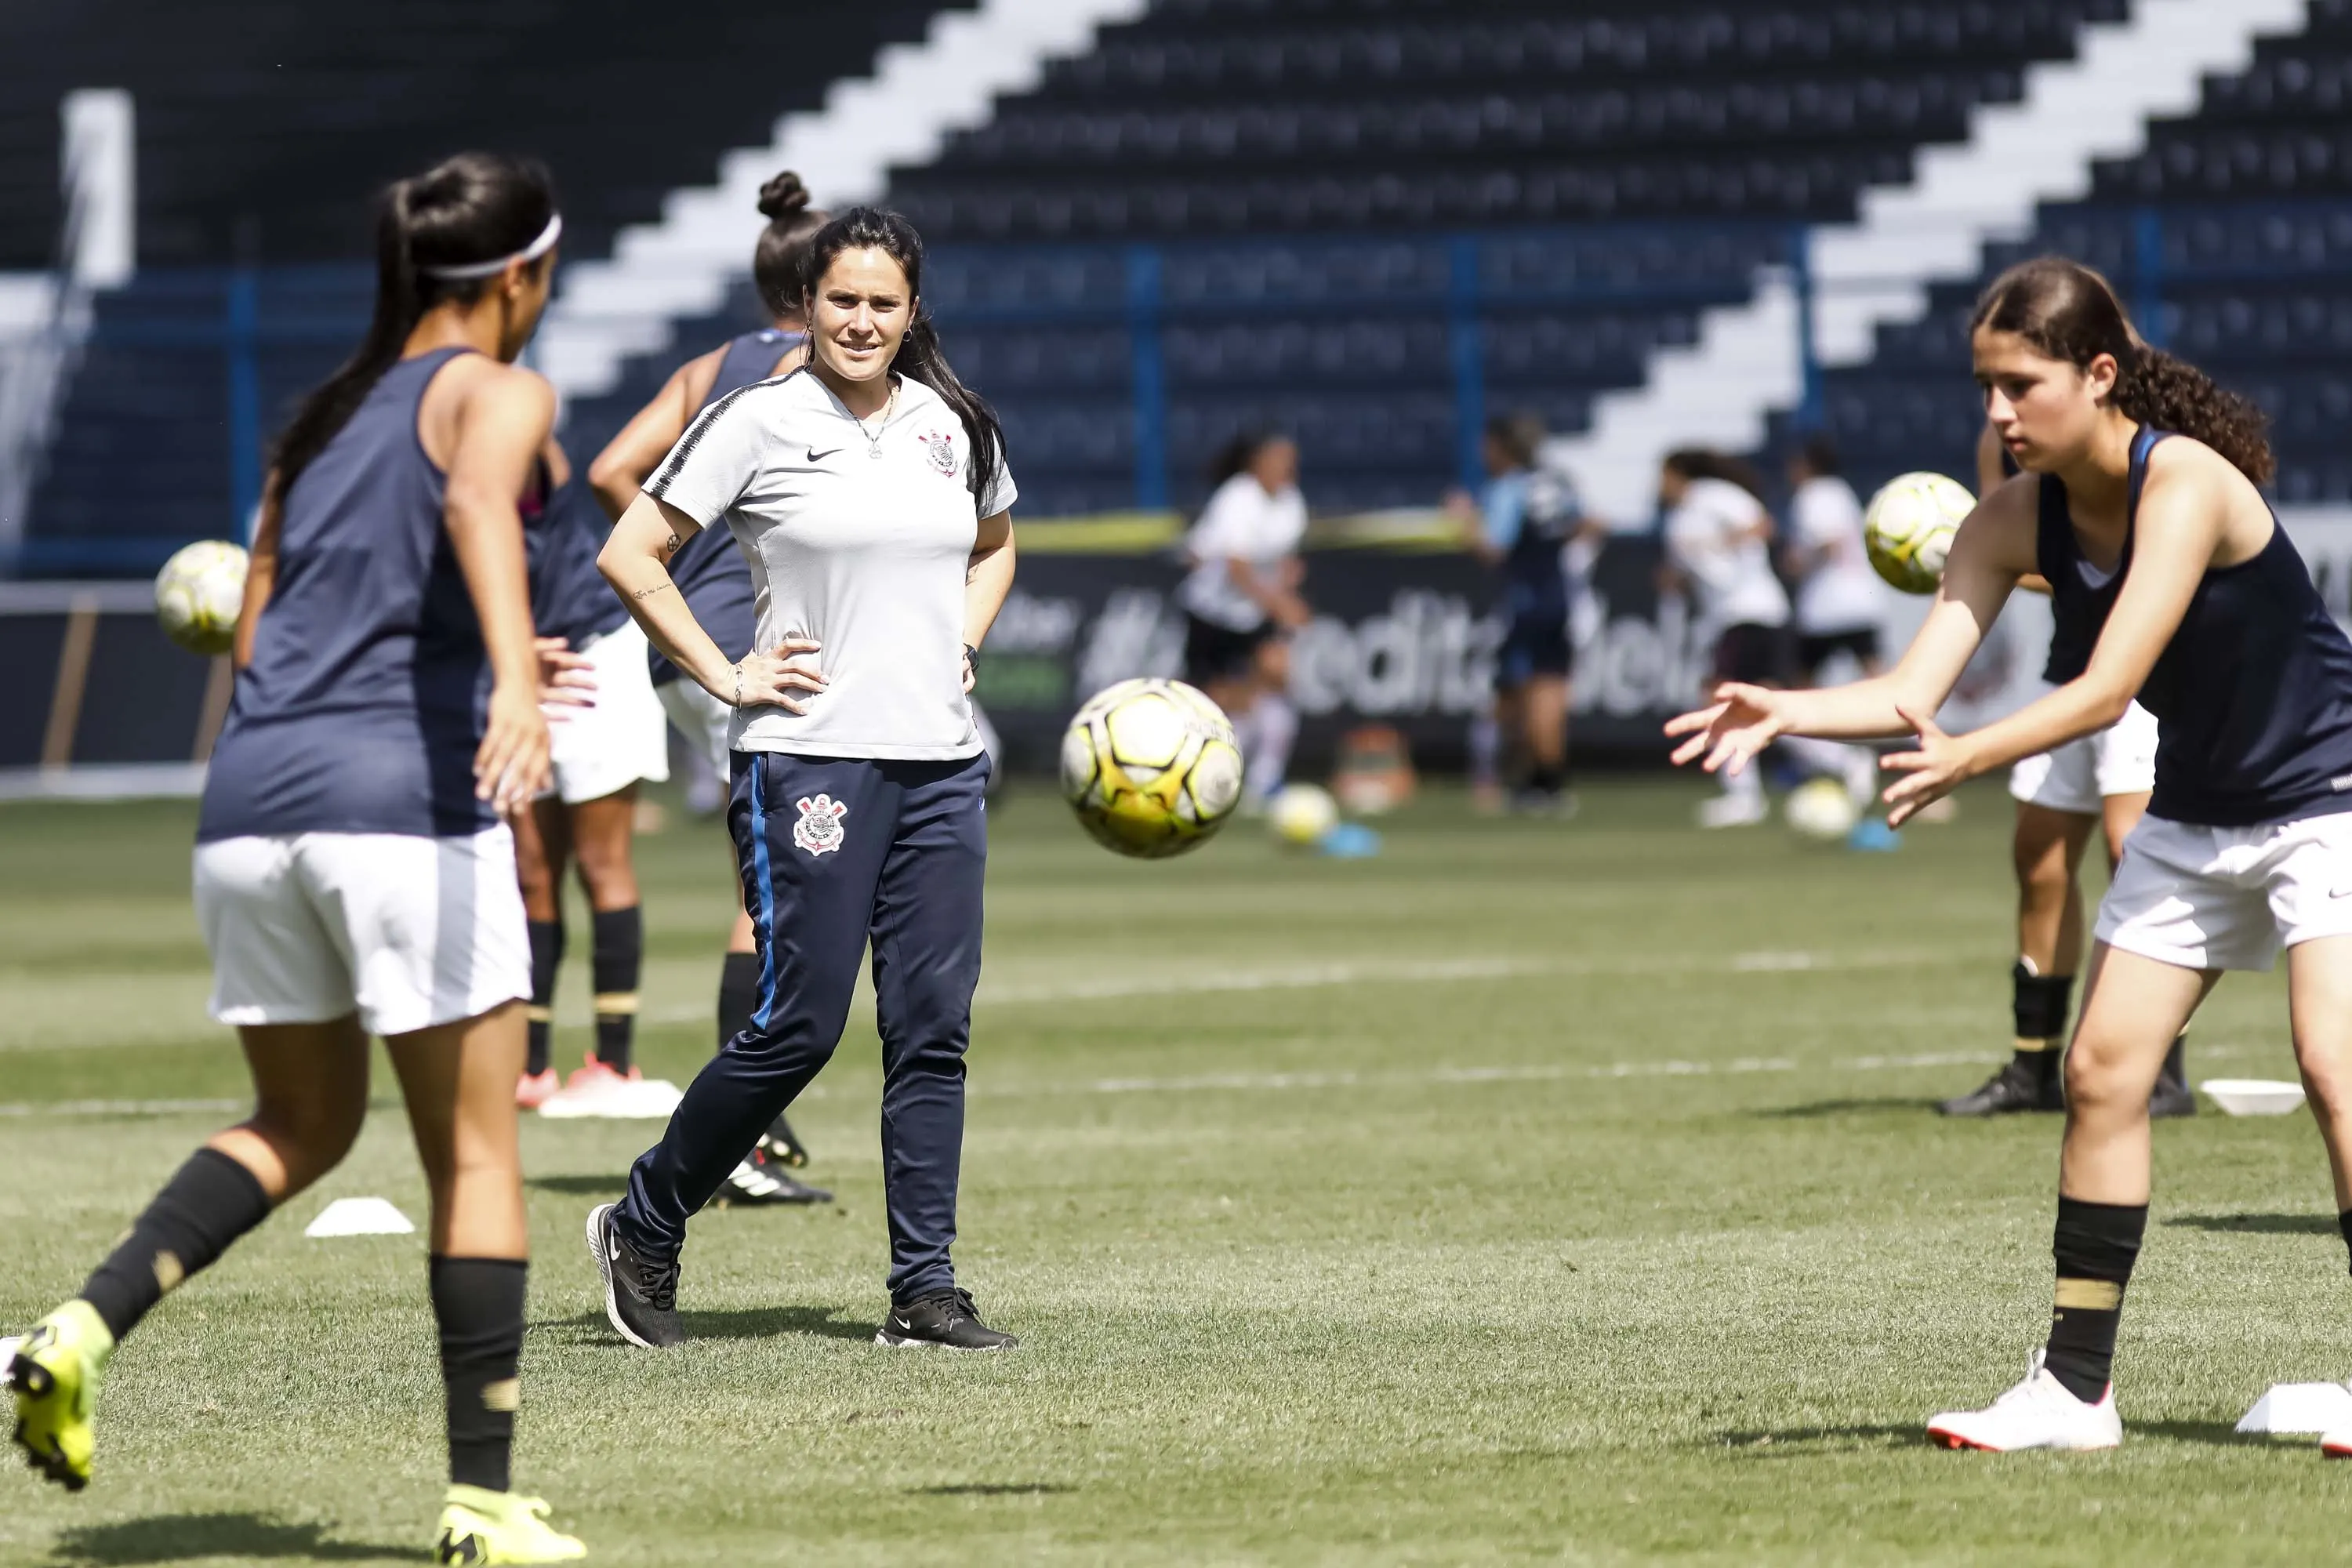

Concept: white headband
[[419, 212, 563, 281]]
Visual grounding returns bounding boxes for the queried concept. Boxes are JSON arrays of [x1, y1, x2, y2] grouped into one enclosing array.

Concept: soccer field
[[1, 779, 2344, 1566]]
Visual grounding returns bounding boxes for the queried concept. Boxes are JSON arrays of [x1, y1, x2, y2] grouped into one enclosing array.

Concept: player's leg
[[567, 783, 644, 1076], [1240, 633, 1298, 807], [387, 1003, 584, 1563], [1519, 670, 1571, 815], [1697, 625, 1774, 828], [513, 798, 568, 1106], [1929, 945, 2215, 1451], [10, 1020, 365, 1490], [595, 753, 885, 1348], [867, 755, 1013, 1351]]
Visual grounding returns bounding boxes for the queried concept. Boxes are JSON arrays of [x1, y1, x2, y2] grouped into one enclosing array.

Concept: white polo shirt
[[1666, 476, 1789, 631], [1177, 472, 1308, 633], [645, 369, 1016, 760], [1788, 474, 1883, 635]]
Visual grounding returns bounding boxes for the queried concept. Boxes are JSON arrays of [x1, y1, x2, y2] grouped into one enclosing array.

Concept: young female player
[[9, 152, 588, 1560], [1669, 255, 2352, 1453], [513, 437, 679, 1120], [587, 206, 1018, 1352], [1445, 412, 1603, 815], [1178, 430, 1311, 804], [1938, 422, 2193, 1119], [584, 170, 829, 1203]]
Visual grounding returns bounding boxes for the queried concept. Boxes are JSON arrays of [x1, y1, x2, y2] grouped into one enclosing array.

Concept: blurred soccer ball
[[1863, 471, 1975, 595], [1059, 677, 1243, 858], [1269, 782, 1340, 847], [1785, 775, 1861, 841], [154, 539, 249, 655]]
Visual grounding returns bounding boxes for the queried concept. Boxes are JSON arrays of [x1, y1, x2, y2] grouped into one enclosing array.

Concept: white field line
[[0, 1043, 2268, 1119]]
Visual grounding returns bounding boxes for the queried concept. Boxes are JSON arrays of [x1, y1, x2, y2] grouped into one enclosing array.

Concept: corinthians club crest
[[916, 428, 958, 477], [792, 793, 848, 856]]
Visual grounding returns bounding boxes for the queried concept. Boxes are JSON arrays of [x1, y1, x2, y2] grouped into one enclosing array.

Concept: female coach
[[586, 206, 1018, 1353], [1670, 256, 2352, 1454]]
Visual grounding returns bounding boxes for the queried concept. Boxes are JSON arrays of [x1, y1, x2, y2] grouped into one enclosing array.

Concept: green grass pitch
[[0, 779, 2347, 1565]]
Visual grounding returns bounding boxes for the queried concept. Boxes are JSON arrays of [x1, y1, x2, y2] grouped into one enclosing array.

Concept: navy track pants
[[614, 750, 988, 1303]]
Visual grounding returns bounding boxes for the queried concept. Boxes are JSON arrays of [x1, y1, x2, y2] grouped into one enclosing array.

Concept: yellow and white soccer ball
[[1059, 677, 1244, 858], [1269, 782, 1339, 847], [1863, 471, 1975, 595], [1785, 775, 1861, 841], [154, 539, 249, 655]]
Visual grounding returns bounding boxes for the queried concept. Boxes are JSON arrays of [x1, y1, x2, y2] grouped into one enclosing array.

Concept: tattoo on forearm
[[631, 582, 676, 601]]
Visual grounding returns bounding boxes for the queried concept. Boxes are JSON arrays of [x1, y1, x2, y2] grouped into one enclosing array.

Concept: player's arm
[[443, 364, 559, 813], [962, 508, 1015, 691], [1666, 481, 2038, 768], [231, 477, 284, 670], [1879, 452, 2222, 821], [586, 351, 720, 523]]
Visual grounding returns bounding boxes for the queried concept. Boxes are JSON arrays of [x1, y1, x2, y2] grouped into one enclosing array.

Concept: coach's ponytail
[[269, 152, 556, 500], [800, 205, 1007, 506], [1972, 256, 2274, 487]]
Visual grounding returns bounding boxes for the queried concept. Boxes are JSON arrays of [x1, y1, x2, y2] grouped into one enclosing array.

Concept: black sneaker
[[874, 1289, 1018, 1351], [1938, 1058, 2061, 1116], [757, 1113, 811, 1169], [586, 1203, 683, 1348], [710, 1147, 832, 1207]]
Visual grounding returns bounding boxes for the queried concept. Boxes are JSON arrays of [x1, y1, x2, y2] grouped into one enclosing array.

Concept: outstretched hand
[[1879, 704, 1976, 826], [535, 637, 596, 717], [1664, 683, 1788, 777]]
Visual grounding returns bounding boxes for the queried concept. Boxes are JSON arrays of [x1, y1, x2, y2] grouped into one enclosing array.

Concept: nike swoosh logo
[[608, 1234, 622, 1262], [890, 1316, 913, 1332], [808, 447, 841, 462]]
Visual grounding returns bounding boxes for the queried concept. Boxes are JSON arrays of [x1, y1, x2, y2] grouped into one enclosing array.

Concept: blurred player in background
[[1180, 430, 1310, 806], [1446, 412, 1602, 815], [1660, 449, 1791, 828], [1780, 435, 1894, 834], [514, 435, 678, 1121], [587, 169, 832, 1205], [1940, 421, 2193, 1119], [9, 152, 586, 1562]]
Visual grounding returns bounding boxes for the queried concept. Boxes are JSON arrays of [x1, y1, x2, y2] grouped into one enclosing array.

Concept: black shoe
[[1938, 1058, 2060, 1117], [2148, 1074, 2198, 1119], [757, 1113, 810, 1168], [710, 1147, 832, 1207], [586, 1203, 684, 1348], [874, 1288, 1018, 1351]]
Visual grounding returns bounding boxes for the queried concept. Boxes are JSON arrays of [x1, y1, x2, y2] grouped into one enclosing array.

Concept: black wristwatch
[[963, 642, 980, 668]]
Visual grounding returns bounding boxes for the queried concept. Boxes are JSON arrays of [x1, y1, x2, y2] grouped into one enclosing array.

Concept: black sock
[[79, 1147, 273, 1342], [2339, 1210, 2352, 1276], [717, 950, 761, 1051], [2013, 964, 2073, 1080], [430, 1255, 526, 1494], [1528, 762, 1566, 795], [525, 919, 564, 1077], [591, 906, 643, 1072], [2044, 1196, 2147, 1402]]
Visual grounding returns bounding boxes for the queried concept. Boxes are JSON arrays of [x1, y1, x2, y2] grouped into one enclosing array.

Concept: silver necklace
[[855, 381, 898, 460]]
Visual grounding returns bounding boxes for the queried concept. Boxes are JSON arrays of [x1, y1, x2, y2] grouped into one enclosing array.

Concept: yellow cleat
[[435, 1486, 588, 1564], [9, 1300, 114, 1492]]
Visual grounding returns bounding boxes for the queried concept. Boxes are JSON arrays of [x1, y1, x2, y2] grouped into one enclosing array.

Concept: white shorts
[[657, 677, 731, 781], [546, 622, 670, 804], [2096, 812, 2352, 972], [194, 826, 532, 1035], [2009, 696, 2158, 815]]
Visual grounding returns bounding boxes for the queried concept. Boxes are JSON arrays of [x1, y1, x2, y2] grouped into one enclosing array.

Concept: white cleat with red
[[1927, 1350, 2122, 1451]]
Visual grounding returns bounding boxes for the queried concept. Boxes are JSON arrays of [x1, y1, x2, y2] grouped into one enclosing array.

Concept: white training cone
[[2237, 1382, 2352, 1435], [304, 1196, 415, 1238]]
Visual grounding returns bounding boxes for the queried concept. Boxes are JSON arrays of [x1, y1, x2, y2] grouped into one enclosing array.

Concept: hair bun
[[757, 172, 811, 222]]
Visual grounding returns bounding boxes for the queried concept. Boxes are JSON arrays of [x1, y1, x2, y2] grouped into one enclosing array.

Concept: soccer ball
[[1269, 782, 1340, 847], [1863, 471, 1976, 595], [154, 539, 249, 655], [1059, 678, 1243, 858], [1785, 775, 1861, 841]]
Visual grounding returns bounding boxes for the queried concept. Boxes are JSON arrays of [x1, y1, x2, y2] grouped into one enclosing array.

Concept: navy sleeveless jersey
[[200, 348, 496, 841], [2040, 425, 2352, 826], [526, 456, 627, 649], [648, 328, 800, 687]]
